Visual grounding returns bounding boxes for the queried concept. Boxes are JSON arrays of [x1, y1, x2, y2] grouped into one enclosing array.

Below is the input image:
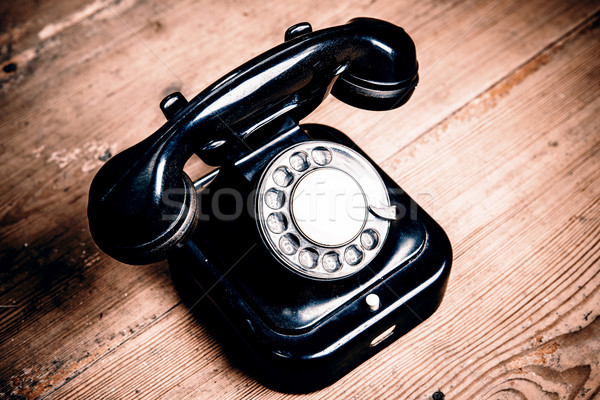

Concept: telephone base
[[168, 124, 452, 393], [169, 234, 450, 393]]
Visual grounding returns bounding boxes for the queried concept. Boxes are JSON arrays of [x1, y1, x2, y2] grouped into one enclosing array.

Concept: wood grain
[[1, 0, 599, 399]]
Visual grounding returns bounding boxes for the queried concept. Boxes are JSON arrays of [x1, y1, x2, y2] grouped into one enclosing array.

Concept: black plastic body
[[169, 124, 452, 392]]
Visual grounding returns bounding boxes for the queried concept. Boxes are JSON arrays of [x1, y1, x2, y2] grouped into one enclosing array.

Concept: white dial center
[[291, 168, 367, 247]]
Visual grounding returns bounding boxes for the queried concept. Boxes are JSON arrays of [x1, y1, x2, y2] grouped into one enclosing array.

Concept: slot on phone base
[[370, 325, 396, 347]]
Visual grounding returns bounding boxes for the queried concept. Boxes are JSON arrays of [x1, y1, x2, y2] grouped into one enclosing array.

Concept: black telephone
[[88, 18, 452, 392]]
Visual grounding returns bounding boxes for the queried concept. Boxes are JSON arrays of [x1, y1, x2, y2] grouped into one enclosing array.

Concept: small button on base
[[366, 294, 380, 311]]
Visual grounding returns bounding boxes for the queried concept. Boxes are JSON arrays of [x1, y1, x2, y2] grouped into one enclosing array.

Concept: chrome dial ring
[[256, 141, 391, 280]]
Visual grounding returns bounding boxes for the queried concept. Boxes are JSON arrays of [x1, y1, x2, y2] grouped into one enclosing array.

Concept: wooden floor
[[1, 0, 599, 399]]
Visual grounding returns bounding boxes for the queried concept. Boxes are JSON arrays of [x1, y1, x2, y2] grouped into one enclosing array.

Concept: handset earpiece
[[88, 18, 418, 265], [330, 18, 419, 111]]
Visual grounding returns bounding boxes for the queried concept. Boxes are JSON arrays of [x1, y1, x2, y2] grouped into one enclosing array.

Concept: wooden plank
[[1, 0, 599, 399], [38, 7, 600, 400]]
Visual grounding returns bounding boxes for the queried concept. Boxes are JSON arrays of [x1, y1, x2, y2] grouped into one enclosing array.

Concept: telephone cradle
[[88, 18, 452, 392]]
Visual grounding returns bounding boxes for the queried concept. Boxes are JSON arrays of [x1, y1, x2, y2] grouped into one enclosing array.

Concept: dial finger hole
[[360, 229, 379, 250], [322, 251, 342, 272], [311, 146, 332, 166], [279, 233, 300, 255], [298, 248, 319, 270], [289, 151, 310, 172], [344, 245, 364, 266], [264, 188, 285, 209], [273, 166, 294, 187], [266, 212, 287, 233]]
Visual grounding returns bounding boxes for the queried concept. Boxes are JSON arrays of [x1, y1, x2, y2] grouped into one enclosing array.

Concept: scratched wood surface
[[1, 0, 599, 399]]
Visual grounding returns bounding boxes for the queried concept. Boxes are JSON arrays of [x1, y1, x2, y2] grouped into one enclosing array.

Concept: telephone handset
[[88, 18, 452, 392]]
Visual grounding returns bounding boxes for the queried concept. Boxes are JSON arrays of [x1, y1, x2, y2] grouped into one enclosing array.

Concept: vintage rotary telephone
[[88, 18, 452, 392]]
